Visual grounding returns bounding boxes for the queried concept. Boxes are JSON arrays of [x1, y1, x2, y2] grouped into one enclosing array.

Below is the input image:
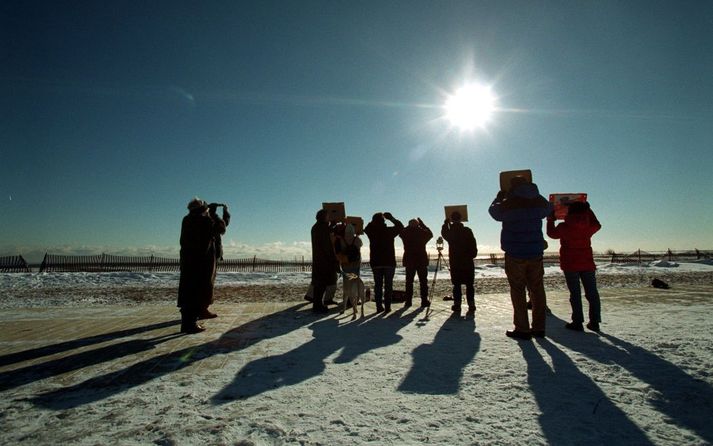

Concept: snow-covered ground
[[0, 261, 712, 444], [1, 284, 712, 445]]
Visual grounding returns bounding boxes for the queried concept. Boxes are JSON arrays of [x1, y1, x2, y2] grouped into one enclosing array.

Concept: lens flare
[[444, 84, 496, 131]]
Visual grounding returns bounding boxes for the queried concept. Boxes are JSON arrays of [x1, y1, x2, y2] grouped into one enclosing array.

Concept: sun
[[444, 84, 497, 131]]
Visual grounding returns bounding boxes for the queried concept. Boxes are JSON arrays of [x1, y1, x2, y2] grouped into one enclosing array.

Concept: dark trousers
[[312, 282, 328, 311], [180, 306, 199, 328], [450, 266, 475, 308], [373, 266, 395, 309], [564, 270, 601, 324], [405, 265, 429, 304], [311, 270, 337, 312]]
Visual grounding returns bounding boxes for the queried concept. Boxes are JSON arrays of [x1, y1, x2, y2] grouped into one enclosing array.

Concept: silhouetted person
[[399, 218, 433, 308], [441, 212, 478, 315], [547, 201, 602, 332], [311, 209, 339, 313], [364, 212, 404, 313], [178, 198, 221, 333], [489, 177, 552, 340], [335, 222, 363, 278], [200, 203, 230, 319]]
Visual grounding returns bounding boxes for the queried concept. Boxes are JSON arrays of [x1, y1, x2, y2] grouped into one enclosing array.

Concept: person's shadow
[[31, 303, 313, 410], [518, 338, 653, 445], [1, 332, 182, 392], [211, 309, 413, 403], [0, 319, 181, 368], [397, 312, 479, 395], [547, 315, 713, 444]]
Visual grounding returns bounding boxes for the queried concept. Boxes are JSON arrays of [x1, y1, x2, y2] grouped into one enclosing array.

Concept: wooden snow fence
[[38, 254, 179, 273], [33, 254, 374, 273], [0, 255, 30, 273], [609, 249, 712, 264]]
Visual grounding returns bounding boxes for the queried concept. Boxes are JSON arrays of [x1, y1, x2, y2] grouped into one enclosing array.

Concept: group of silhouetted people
[[179, 174, 602, 339], [308, 175, 602, 340]]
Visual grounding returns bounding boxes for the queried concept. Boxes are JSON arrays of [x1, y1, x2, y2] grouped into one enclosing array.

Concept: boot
[[181, 321, 205, 334], [565, 322, 584, 331], [198, 308, 218, 319]]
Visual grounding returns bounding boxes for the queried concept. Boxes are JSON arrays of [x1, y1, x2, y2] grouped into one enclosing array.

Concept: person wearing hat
[[311, 209, 339, 313], [177, 197, 221, 333], [489, 176, 553, 340], [441, 212, 478, 315]]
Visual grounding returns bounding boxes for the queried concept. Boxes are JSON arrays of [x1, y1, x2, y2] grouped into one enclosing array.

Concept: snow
[[1, 263, 712, 445], [2, 261, 711, 290]]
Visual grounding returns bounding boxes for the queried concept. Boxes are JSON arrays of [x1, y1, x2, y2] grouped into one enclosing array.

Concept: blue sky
[[2, 1, 712, 262]]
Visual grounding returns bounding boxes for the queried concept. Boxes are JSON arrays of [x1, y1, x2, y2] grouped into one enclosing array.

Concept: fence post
[[252, 255, 257, 272], [638, 249, 641, 264], [39, 253, 48, 273]]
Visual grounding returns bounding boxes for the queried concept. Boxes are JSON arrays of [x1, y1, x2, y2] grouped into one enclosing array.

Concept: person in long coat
[[399, 218, 433, 308], [547, 201, 602, 332], [201, 203, 230, 319], [441, 212, 478, 314], [311, 209, 339, 313], [178, 198, 219, 333]]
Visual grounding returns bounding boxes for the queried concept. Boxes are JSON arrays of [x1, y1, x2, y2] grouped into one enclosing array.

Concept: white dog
[[340, 273, 370, 320]]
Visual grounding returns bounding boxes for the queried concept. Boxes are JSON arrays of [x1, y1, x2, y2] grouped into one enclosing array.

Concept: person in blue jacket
[[489, 176, 553, 340]]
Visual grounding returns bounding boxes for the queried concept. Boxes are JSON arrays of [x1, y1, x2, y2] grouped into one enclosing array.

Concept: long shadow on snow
[[31, 303, 312, 409], [518, 338, 654, 445], [1, 332, 183, 392], [0, 319, 181, 368], [547, 315, 713, 444], [211, 308, 418, 402], [398, 312, 479, 395]]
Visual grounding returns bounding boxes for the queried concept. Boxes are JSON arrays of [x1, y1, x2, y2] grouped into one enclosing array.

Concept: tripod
[[426, 236, 450, 318]]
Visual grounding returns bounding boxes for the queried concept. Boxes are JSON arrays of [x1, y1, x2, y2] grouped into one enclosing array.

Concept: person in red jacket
[[547, 201, 602, 332]]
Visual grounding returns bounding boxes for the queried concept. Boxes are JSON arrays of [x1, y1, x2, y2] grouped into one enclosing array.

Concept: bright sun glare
[[444, 84, 496, 131]]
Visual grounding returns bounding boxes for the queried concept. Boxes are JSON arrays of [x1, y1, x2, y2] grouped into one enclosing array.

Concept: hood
[[511, 182, 541, 199], [564, 211, 590, 227]]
